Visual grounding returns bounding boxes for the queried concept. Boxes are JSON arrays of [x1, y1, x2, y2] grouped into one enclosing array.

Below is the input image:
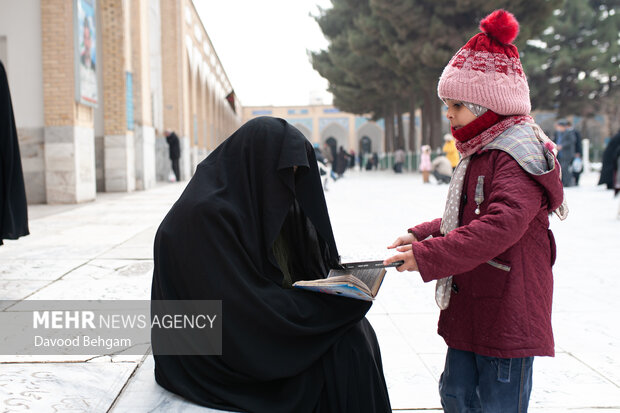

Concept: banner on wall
[[74, 0, 98, 107]]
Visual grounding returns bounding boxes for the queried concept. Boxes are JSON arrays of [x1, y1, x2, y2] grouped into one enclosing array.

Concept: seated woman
[[151, 117, 391, 413]]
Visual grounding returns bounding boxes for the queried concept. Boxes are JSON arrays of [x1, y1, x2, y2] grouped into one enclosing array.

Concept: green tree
[[522, 0, 620, 123], [371, 0, 559, 148], [313, 0, 560, 151], [311, 0, 401, 150]]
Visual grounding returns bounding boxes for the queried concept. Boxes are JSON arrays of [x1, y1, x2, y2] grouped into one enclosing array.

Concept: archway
[[357, 122, 383, 154], [321, 122, 348, 150], [360, 136, 372, 155]]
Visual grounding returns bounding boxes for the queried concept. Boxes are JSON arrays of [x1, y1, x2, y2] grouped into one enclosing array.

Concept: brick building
[[0, 0, 242, 204]]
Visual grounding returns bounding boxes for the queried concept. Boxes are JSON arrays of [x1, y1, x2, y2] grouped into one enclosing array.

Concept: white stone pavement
[[0, 169, 618, 412]]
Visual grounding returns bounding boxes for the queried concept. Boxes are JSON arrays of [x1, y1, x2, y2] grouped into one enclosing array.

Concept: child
[[430, 155, 453, 184], [384, 10, 567, 412], [442, 134, 460, 170], [419, 145, 432, 183]]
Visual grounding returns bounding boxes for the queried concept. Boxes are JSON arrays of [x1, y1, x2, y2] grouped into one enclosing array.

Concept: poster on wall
[[74, 0, 98, 107]]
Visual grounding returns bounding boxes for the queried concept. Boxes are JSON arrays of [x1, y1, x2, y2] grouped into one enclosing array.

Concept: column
[[100, 0, 135, 192], [131, 0, 155, 190], [41, 0, 96, 204]]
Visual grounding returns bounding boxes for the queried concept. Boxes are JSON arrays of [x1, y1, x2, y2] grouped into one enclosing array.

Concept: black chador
[[0, 60, 28, 245], [151, 117, 391, 412]]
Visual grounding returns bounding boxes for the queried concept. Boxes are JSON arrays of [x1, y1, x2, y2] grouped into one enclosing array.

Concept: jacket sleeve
[[409, 218, 442, 241], [412, 153, 544, 282]]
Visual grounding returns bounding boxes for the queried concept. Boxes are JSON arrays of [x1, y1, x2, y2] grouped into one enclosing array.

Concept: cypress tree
[[522, 0, 620, 137]]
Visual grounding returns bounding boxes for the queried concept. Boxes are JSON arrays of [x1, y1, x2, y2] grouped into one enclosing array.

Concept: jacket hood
[[483, 123, 565, 215]]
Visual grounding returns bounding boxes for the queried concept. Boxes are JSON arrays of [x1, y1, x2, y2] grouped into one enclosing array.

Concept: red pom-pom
[[479, 9, 519, 45]]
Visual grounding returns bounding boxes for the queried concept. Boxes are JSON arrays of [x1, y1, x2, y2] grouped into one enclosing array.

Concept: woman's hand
[[387, 233, 418, 249], [383, 244, 419, 272]]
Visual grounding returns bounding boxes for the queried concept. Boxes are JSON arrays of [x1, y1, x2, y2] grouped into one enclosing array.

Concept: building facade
[[242, 105, 422, 159], [0, 0, 242, 204]]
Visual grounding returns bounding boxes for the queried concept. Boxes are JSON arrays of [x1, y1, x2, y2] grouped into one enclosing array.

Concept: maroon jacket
[[410, 146, 564, 358]]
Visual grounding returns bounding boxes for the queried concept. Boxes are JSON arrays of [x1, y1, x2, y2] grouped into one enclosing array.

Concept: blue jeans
[[439, 348, 534, 413]]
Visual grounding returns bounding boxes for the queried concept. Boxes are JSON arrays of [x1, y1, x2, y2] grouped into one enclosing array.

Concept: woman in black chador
[[151, 117, 391, 413], [0, 60, 29, 245]]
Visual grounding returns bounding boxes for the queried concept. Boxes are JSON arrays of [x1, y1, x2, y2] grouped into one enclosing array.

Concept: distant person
[[152, 117, 392, 412], [551, 122, 559, 143], [613, 135, 620, 219], [365, 155, 374, 170], [335, 146, 350, 178], [567, 121, 582, 154], [616, 143, 620, 219], [372, 152, 379, 170], [566, 121, 583, 185], [571, 153, 583, 185], [419, 145, 432, 183], [393, 148, 405, 173], [0, 60, 29, 245], [321, 142, 338, 182], [431, 155, 452, 184], [554, 119, 577, 187], [165, 130, 181, 182], [442, 134, 459, 170], [313, 143, 324, 163], [599, 129, 620, 190], [314, 143, 329, 190], [384, 10, 566, 412]]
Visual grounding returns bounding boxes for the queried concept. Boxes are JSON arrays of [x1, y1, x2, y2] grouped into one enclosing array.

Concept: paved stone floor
[[1, 169, 618, 412]]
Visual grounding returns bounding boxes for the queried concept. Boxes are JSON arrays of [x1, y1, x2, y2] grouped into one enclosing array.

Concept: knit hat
[[437, 9, 531, 116]]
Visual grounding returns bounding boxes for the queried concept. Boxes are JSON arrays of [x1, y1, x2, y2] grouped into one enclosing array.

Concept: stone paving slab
[[110, 356, 232, 413], [0, 173, 619, 412], [25, 259, 153, 300], [0, 362, 136, 412]]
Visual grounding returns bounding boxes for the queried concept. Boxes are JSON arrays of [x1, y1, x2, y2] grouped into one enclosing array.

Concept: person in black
[[566, 121, 583, 158], [0, 60, 29, 245], [335, 146, 351, 178], [599, 129, 620, 190], [151, 117, 391, 413], [165, 130, 181, 181], [566, 120, 583, 185], [554, 119, 577, 187], [372, 152, 379, 170]]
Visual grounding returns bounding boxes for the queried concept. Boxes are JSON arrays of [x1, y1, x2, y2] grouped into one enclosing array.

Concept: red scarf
[[452, 110, 534, 158]]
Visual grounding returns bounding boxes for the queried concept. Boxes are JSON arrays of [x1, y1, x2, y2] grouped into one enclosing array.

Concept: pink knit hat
[[437, 10, 531, 116]]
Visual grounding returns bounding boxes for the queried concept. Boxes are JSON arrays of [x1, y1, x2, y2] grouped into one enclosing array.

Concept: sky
[[193, 0, 334, 107]]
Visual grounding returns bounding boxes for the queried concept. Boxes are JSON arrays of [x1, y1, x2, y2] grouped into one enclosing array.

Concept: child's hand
[[383, 245, 419, 272], [387, 233, 418, 249]]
